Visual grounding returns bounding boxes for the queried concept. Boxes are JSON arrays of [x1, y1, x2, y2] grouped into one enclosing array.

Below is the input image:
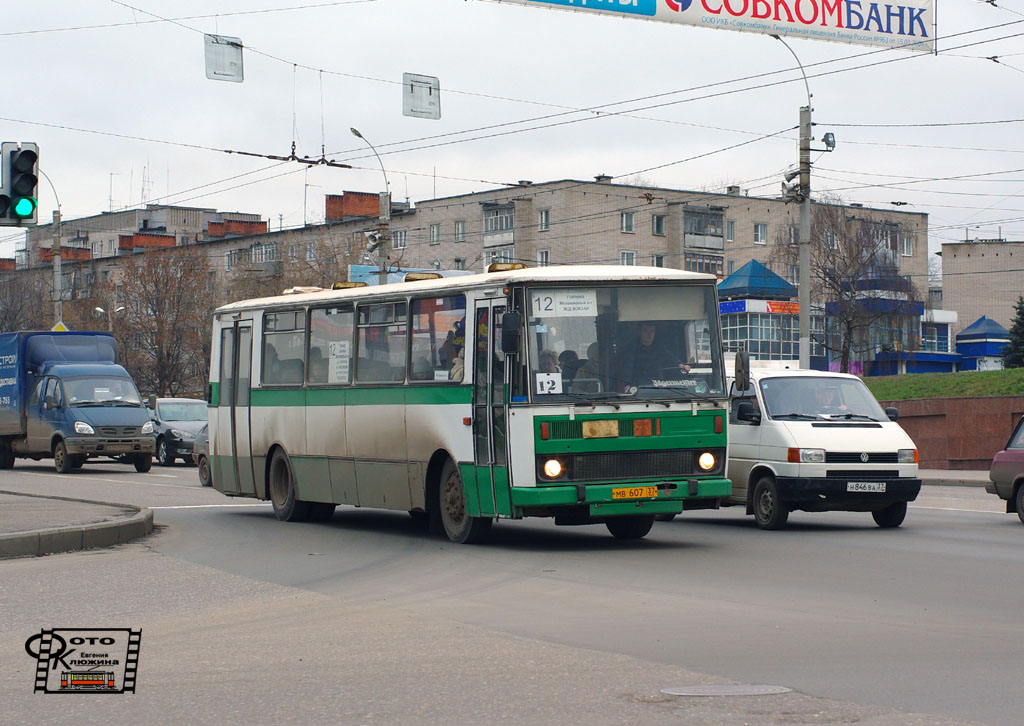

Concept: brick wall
[[325, 192, 380, 221], [208, 220, 268, 238], [119, 233, 175, 251], [879, 396, 1024, 469], [0, 258, 16, 271]]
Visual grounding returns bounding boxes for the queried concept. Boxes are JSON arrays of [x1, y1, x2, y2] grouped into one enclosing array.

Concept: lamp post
[[350, 127, 391, 285], [95, 305, 125, 331]]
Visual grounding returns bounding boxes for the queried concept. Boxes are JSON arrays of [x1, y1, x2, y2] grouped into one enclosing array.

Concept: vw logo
[[664, 0, 693, 11], [859, 452, 869, 463]]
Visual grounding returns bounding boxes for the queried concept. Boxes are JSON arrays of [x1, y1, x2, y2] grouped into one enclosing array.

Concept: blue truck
[[0, 332, 155, 474]]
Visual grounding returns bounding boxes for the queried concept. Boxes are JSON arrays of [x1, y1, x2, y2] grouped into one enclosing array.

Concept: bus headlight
[[898, 449, 918, 463], [543, 459, 563, 479], [74, 421, 95, 435], [697, 452, 716, 471]]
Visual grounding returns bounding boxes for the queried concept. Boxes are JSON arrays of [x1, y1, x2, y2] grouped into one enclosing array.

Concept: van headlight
[[141, 421, 154, 435], [697, 452, 716, 471], [74, 421, 95, 435], [898, 449, 918, 464], [787, 448, 825, 463]]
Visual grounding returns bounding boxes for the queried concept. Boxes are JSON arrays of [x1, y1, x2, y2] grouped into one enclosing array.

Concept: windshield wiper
[[771, 412, 822, 420], [101, 399, 143, 407], [69, 400, 104, 407], [822, 412, 879, 421]]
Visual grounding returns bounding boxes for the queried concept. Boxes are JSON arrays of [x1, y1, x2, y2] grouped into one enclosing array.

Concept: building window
[[620, 212, 635, 233], [651, 254, 665, 267], [392, 229, 408, 250], [901, 236, 914, 257], [685, 254, 723, 276], [754, 223, 768, 245], [484, 206, 514, 233], [684, 210, 724, 237], [727, 260, 735, 275], [823, 229, 838, 249], [537, 249, 550, 267], [453, 258, 466, 271], [454, 220, 466, 242], [485, 247, 514, 266], [789, 225, 799, 246], [306, 242, 317, 261], [620, 251, 635, 266], [652, 214, 666, 236], [726, 220, 735, 243], [787, 264, 800, 286], [430, 223, 441, 245], [538, 209, 550, 232]]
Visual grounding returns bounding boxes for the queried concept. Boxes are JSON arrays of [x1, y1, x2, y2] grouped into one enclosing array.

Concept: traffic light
[[0, 142, 39, 226]]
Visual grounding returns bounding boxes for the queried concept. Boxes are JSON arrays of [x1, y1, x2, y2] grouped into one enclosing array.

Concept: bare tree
[[108, 246, 217, 397], [771, 198, 923, 372], [0, 267, 52, 333]]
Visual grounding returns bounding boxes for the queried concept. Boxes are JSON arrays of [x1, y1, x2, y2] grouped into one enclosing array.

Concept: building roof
[[717, 259, 796, 299], [955, 315, 1010, 341]]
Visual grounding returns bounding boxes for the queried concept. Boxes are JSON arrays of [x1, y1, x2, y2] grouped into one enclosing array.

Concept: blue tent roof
[[955, 315, 1010, 341], [717, 259, 796, 299]]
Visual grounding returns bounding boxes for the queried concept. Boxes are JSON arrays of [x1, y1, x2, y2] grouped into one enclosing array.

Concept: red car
[[987, 415, 1024, 523]]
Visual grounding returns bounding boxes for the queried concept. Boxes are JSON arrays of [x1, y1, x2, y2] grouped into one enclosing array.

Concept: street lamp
[[350, 127, 391, 285], [95, 305, 125, 331]]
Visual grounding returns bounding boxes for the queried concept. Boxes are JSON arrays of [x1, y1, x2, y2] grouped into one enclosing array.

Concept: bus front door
[[471, 301, 512, 517], [216, 320, 256, 496]]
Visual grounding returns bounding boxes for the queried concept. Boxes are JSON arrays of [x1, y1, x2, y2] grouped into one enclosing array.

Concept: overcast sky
[[3, 0, 1022, 263]]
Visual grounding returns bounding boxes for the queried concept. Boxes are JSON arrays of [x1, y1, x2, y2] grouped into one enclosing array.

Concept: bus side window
[[356, 302, 407, 383], [309, 304, 354, 385], [411, 295, 466, 383], [263, 310, 305, 387]]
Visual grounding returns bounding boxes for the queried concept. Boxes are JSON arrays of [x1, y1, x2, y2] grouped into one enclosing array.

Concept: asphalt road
[[1, 461, 1019, 725]]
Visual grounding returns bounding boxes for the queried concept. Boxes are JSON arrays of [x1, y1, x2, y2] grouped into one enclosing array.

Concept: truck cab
[[726, 367, 921, 529]]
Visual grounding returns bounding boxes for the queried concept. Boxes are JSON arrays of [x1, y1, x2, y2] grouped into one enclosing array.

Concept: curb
[[0, 490, 154, 559]]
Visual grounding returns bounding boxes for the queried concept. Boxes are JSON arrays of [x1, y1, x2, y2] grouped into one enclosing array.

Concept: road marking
[[147, 474, 179, 478], [150, 504, 271, 509], [16, 471, 197, 489], [910, 504, 1005, 514]]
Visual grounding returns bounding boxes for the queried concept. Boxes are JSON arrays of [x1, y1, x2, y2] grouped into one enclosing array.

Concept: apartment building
[[940, 238, 1024, 338]]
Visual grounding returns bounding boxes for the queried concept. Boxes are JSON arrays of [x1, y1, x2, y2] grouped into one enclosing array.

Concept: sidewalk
[[0, 490, 153, 559], [918, 468, 991, 487]]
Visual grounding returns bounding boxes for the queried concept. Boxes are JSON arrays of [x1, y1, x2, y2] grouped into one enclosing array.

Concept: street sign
[[204, 34, 244, 83], [51, 321, 68, 332], [402, 73, 441, 120], [494, 0, 936, 54]]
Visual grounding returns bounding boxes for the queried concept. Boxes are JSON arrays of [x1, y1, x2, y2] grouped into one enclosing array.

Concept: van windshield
[[759, 376, 887, 421], [65, 376, 143, 406]]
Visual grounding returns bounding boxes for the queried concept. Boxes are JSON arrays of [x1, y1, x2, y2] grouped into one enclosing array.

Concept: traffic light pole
[[52, 210, 62, 325]]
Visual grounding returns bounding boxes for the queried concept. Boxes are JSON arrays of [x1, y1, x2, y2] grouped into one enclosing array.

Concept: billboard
[[495, 0, 935, 53]]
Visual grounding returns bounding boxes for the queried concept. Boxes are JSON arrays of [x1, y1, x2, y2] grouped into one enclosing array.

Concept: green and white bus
[[209, 264, 731, 543]]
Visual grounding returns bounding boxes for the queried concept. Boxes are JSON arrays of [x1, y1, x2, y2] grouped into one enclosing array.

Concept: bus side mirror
[[886, 406, 899, 422], [734, 350, 750, 392], [500, 312, 521, 354], [737, 401, 760, 424]]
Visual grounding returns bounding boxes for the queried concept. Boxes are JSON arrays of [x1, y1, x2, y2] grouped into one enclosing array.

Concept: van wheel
[[606, 515, 655, 539], [54, 441, 74, 474], [269, 449, 311, 522], [0, 443, 14, 470], [872, 501, 907, 528], [134, 454, 152, 473], [438, 459, 491, 544], [753, 475, 788, 530], [70, 456, 85, 469], [1014, 484, 1024, 525]]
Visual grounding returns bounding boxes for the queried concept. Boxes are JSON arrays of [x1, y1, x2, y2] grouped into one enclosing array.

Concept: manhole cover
[[661, 684, 792, 697]]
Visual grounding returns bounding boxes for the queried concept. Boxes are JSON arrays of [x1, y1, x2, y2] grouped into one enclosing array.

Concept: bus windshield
[[526, 283, 724, 402]]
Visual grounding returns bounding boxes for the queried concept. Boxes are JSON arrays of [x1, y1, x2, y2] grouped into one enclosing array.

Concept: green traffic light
[[12, 196, 36, 218]]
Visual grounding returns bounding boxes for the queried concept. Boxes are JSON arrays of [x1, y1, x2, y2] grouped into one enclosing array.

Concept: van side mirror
[[886, 406, 899, 422], [737, 400, 760, 424], [44, 395, 58, 410], [500, 311, 521, 354], [146, 395, 157, 409], [734, 350, 750, 392]]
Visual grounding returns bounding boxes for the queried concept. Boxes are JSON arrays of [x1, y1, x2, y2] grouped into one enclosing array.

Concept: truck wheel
[[438, 459, 491, 544], [1015, 484, 1024, 525], [752, 475, 789, 530], [269, 448, 311, 522], [0, 443, 14, 470], [157, 439, 174, 466], [133, 454, 153, 473], [872, 501, 907, 528], [54, 441, 75, 474], [70, 456, 85, 469], [606, 515, 655, 539]]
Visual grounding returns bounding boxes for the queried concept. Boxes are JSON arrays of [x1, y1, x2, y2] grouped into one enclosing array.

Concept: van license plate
[[848, 482, 886, 493], [611, 486, 658, 500], [106, 444, 132, 453]]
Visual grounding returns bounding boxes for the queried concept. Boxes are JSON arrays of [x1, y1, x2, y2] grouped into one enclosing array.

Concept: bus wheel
[[872, 501, 907, 528], [752, 475, 788, 530], [605, 515, 655, 539], [439, 459, 491, 544], [269, 449, 311, 522]]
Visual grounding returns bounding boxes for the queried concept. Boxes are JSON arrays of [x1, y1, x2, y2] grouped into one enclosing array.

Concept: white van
[[726, 367, 921, 529]]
